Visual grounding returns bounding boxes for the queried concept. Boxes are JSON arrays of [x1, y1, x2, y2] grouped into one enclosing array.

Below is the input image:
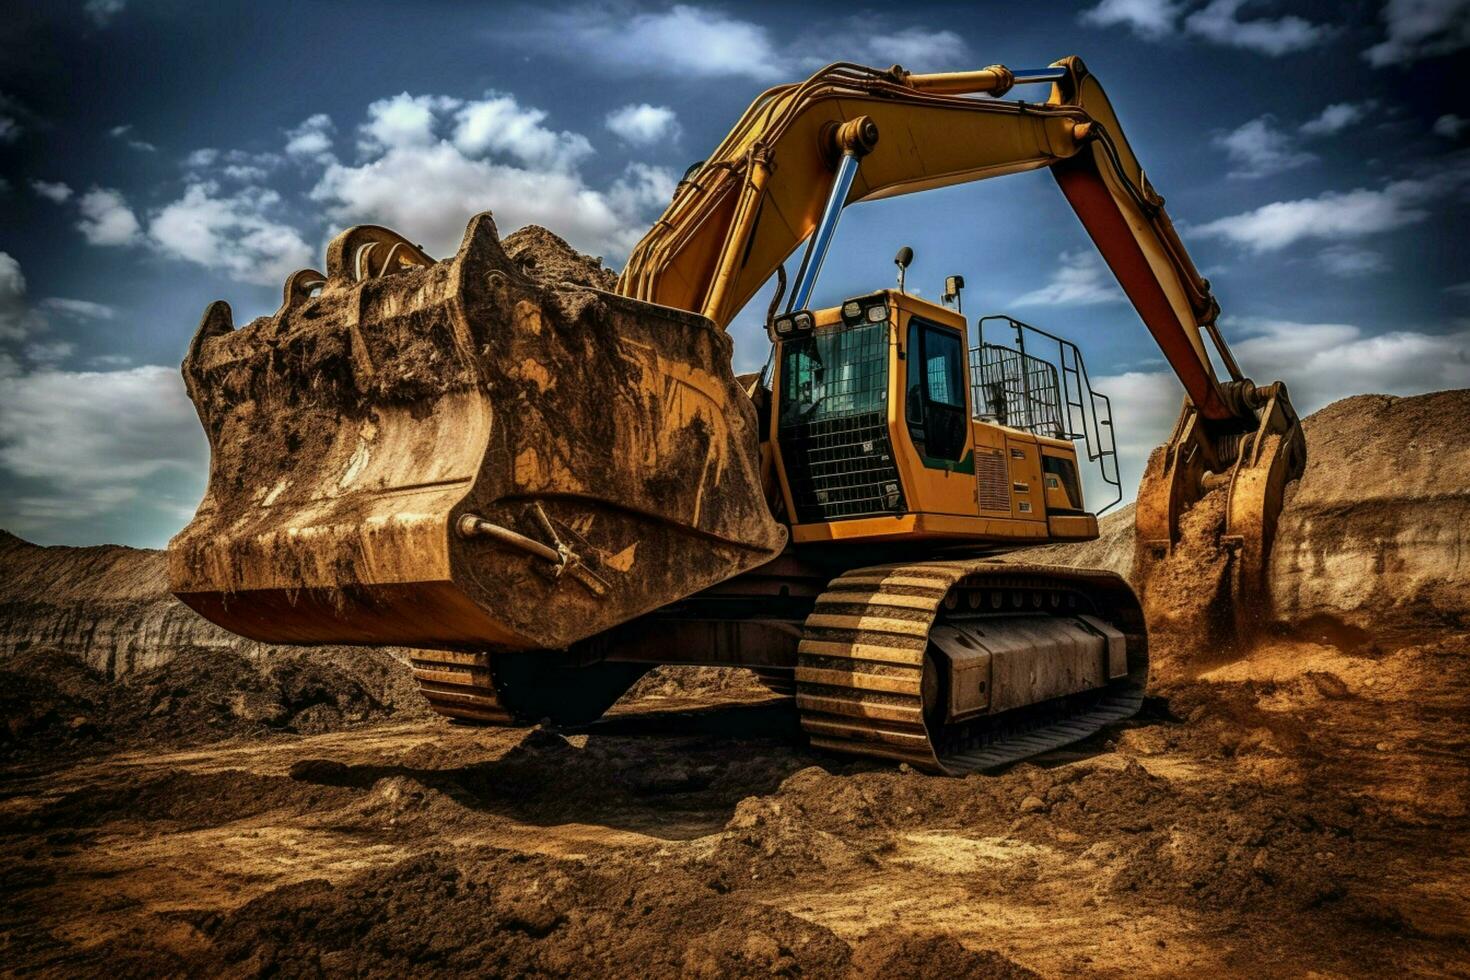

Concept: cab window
[[905, 319, 968, 461]]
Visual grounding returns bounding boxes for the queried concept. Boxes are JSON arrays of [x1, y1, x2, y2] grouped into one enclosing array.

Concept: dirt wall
[[1269, 391, 1470, 634], [0, 531, 249, 676]]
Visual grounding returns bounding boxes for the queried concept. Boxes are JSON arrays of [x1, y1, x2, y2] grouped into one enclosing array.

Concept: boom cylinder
[[788, 116, 879, 313]]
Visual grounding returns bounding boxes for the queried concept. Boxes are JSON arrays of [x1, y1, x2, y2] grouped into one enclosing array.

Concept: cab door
[[898, 315, 976, 515]]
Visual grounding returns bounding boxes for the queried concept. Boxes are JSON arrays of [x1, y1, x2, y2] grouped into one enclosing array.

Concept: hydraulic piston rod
[[787, 116, 879, 313]]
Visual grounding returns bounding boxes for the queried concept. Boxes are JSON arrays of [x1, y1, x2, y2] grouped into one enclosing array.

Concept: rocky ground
[[2, 388, 1468, 977]]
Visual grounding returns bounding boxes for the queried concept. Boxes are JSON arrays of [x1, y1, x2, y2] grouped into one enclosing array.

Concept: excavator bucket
[[168, 213, 786, 651], [1134, 380, 1307, 646]]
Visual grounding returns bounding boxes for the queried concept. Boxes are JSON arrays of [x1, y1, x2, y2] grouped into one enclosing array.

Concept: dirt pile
[[1014, 501, 1136, 578], [502, 224, 619, 290], [1, 645, 428, 763]]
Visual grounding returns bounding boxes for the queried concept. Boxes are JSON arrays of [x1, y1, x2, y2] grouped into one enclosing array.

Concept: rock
[[1019, 795, 1047, 814]]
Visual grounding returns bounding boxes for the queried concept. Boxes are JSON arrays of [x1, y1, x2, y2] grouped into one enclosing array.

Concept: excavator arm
[[621, 56, 1305, 628]]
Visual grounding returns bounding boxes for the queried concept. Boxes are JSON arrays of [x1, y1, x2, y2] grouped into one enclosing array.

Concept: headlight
[[842, 300, 861, 319], [865, 303, 887, 322], [774, 316, 794, 335], [793, 311, 814, 332]]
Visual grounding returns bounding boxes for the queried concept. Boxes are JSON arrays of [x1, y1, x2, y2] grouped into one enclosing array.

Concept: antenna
[[894, 246, 913, 293]]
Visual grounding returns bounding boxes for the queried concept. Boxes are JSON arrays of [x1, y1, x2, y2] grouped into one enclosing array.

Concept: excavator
[[169, 58, 1305, 774]]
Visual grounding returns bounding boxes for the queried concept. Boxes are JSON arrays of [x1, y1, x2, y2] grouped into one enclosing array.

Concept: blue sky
[[1, 0, 1467, 547]]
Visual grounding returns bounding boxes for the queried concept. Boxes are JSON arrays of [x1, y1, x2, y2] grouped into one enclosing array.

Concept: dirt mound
[[1011, 501, 1136, 578], [848, 933, 1038, 979], [1270, 391, 1470, 634], [1, 645, 428, 762], [502, 224, 619, 290], [194, 846, 853, 978], [625, 665, 772, 701]]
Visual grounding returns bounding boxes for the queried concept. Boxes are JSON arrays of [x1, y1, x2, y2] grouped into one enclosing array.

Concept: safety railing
[[972, 314, 1123, 514]]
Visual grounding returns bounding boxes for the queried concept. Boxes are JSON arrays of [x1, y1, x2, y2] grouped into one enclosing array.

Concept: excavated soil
[[3, 374, 1469, 976]]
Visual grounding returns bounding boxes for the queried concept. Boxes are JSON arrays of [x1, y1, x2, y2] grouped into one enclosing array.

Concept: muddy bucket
[[168, 213, 786, 651]]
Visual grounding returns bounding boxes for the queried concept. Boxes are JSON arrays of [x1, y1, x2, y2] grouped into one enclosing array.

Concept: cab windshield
[[777, 321, 889, 428]]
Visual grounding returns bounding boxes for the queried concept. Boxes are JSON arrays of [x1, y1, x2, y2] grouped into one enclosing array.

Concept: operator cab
[[768, 289, 1120, 550]]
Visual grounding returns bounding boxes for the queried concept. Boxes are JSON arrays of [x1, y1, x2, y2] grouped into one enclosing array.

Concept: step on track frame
[[795, 559, 1147, 775]]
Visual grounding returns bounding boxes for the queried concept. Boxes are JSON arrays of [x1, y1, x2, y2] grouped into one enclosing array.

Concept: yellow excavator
[[169, 58, 1304, 774]]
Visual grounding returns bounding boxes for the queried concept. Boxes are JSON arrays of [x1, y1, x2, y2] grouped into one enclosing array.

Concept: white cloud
[[528, 5, 783, 79], [453, 94, 593, 171], [1300, 102, 1373, 136], [525, 7, 966, 80], [0, 252, 44, 341], [38, 297, 116, 320], [1214, 116, 1315, 179], [1317, 245, 1388, 277], [0, 364, 206, 531], [807, 23, 968, 69], [1183, 0, 1332, 55], [84, 0, 125, 26], [76, 187, 142, 246], [1079, 0, 1182, 38], [1446, 281, 1470, 298], [1079, 0, 1331, 54], [1233, 317, 1470, 409], [24, 341, 76, 365], [1088, 369, 1187, 470], [109, 123, 157, 152], [605, 103, 681, 146], [221, 164, 269, 182], [1012, 250, 1126, 307], [1365, 0, 1470, 66], [184, 146, 283, 180], [1194, 176, 1455, 251], [606, 162, 677, 215], [0, 91, 25, 144], [311, 94, 674, 261], [30, 180, 73, 203], [1434, 114, 1468, 139], [314, 145, 635, 260], [148, 183, 314, 286], [359, 92, 460, 151], [284, 113, 335, 161]]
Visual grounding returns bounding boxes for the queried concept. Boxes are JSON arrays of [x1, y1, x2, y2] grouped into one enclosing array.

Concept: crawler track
[[408, 651, 514, 724], [795, 560, 1147, 775]]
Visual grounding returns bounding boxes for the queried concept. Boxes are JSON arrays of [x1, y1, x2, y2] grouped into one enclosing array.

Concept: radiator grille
[[977, 448, 1010, 512], [781, 410, 905, 523], [778, 320, 904, 524]]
